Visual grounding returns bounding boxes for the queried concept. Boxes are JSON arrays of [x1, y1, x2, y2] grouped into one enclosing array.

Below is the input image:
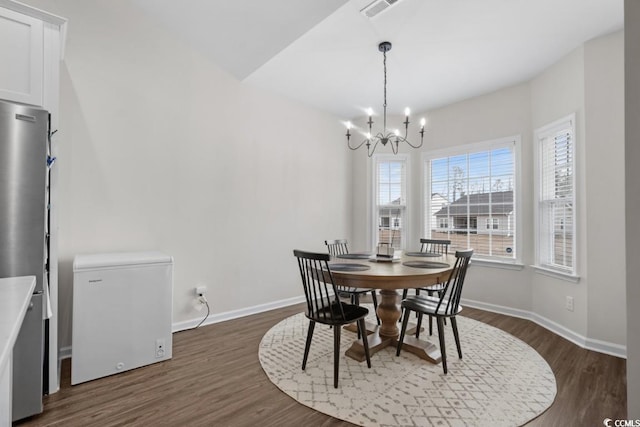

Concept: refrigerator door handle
[[15, 113, 36, 122]]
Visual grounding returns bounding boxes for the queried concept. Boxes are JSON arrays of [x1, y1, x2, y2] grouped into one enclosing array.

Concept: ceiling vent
[[360, 0, 400, 19]]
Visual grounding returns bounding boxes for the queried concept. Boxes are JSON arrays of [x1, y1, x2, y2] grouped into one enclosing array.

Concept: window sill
[[470, 259, 524, 271], [531, 265, 580, 283]]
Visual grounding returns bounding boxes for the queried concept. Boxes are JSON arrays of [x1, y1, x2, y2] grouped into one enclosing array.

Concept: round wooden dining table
[[329, 251, 455, 364]]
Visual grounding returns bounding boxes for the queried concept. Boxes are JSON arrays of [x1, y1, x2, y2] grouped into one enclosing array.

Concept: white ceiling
[[132, 0, 623, 120]]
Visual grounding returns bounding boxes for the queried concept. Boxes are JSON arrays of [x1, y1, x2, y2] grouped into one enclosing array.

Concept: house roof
[[434, 190, 513, 217]]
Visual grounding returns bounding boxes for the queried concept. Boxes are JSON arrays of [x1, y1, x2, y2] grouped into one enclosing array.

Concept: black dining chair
[[293, 249, 372, 388], [396, 249, 473, 374], [325, 239, 380, 327], [400, 238, 451, 334]]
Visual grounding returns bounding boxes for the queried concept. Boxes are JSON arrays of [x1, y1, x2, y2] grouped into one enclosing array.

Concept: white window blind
[[425, 138, 517, 261], [375, 156, 406, 249], [536, 117, 575, 274]]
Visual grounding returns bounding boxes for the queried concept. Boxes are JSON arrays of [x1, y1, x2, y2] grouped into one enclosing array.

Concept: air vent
[[360, 0, 400, 18]]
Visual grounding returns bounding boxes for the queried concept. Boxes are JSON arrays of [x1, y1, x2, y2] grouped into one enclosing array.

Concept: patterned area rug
[[259, 306, 556, 426]]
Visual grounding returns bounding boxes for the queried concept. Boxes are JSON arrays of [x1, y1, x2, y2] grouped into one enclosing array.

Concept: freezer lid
[[73, 251, 173, 271]]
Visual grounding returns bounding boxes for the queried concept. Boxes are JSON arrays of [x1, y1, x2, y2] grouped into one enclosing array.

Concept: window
[[424, 137, 518, 261], [535, 115, 576, 275], [374, 155, 407, 249], [486, 218, 499, 230]]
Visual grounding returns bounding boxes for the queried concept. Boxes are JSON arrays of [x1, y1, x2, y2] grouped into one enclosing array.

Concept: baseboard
[[58, 295, 305, 361], [462, 298, 627, 359], [583, 336, 628, 359], [59, 345, 71, 360], [171, 295, 306, 332], [59, 295, 625, 361]]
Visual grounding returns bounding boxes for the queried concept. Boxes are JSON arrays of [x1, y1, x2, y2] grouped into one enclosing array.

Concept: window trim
[[533, 113, 578, 278], [421, 135, 522, 265], [371, 153, 410, 251]]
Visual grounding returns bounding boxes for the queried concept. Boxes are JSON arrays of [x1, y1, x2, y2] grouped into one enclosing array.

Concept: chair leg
[[358, 318, 372, 368], [436, 316, 447, 374], [451, 316, 462, 359], [427, 290, 435, 333], [302, 321, 315, 371], [416, 313, 423, 339], [438, 290, 447, 325], [396, 307, 411, 356], [353, 294, 361, 339], [428, 289, 446, 327], [399, 289, 408, 323], [333, 321, 341, 388], [371, 291, 380, 325]]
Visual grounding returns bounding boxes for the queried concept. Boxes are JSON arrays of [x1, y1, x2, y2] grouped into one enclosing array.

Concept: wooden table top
[[328, 251, 454, 290]]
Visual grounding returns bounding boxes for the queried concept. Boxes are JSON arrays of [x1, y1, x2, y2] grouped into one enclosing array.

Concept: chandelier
[[346, 41, 425, 157]]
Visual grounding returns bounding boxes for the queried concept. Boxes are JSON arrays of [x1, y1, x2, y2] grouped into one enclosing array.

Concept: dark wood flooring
[[16, 304, 626, 426]]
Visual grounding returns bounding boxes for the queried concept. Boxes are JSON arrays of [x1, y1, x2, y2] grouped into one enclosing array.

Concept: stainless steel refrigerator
[[0, 99, 49, 421]]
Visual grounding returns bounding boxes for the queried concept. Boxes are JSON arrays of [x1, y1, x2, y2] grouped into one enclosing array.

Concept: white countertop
[[0, 276, 36, 374]]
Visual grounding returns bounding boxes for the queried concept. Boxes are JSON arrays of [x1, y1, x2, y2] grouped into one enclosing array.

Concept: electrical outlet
[[155, 338, 166, 358], [565, 296, 574, 312], [195, 285, 207, 296]]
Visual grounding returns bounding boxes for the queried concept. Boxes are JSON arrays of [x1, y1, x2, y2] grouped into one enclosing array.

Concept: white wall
[[421, 84, 535, 312], [21, 0, 350, 349], [350, 83, 534, 311], [625, 0, 640, 417], [19, 1, 628, 366], [351, 32, 626, 353], [530, 46, 589, 337], [584, 31, 626, 346], [528, 33, 627, 350]]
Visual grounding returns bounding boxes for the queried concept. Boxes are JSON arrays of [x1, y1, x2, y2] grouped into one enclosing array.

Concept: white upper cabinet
[[0, 1, 66, 108], [0, 7, 43, 105]]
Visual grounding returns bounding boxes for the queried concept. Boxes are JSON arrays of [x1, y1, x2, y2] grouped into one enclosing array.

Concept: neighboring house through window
[[373, 154, 407, 249], [423, 136, 519, 262]]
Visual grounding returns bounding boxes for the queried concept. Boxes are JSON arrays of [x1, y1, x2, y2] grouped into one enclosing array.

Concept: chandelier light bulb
[[420, 117, 426, 127], [346, 121, 352, 130], [367, 108, 374, 117], [394, 129, 400, 136], [404, 107, 411, 117]]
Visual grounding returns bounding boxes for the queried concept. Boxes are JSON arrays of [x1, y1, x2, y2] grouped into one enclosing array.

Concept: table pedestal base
[[342, 289, 441, 364], [344, 320, 378, 335], [345, 325, 442, 364]]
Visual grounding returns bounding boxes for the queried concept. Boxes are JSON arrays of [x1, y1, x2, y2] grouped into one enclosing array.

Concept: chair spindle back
[[420, 238, 451, 255], [436, 249, 473, 315], [294, 249, 344, 323], [325, 239, 349, 256]]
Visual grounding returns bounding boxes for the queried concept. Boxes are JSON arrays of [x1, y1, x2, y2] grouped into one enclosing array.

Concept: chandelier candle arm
[[346, 121, 368, 151], [344, 41, 426, 157]]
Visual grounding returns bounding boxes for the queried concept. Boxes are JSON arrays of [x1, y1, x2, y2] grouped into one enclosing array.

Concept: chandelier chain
[[383, 49, 387, 132]]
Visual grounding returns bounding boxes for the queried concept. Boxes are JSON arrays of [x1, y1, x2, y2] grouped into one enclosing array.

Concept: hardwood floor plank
[[16, 303, 625, 426]]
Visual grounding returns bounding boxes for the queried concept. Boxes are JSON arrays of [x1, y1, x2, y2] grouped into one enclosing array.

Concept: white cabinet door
[[0, 7, 43, 106]]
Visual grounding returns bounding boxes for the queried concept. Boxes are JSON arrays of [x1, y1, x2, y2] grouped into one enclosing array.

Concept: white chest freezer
[[71, 251, 173, 385]]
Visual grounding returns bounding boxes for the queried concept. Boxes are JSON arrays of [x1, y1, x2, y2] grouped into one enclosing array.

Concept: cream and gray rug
[[259, 305, 556, 426]]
